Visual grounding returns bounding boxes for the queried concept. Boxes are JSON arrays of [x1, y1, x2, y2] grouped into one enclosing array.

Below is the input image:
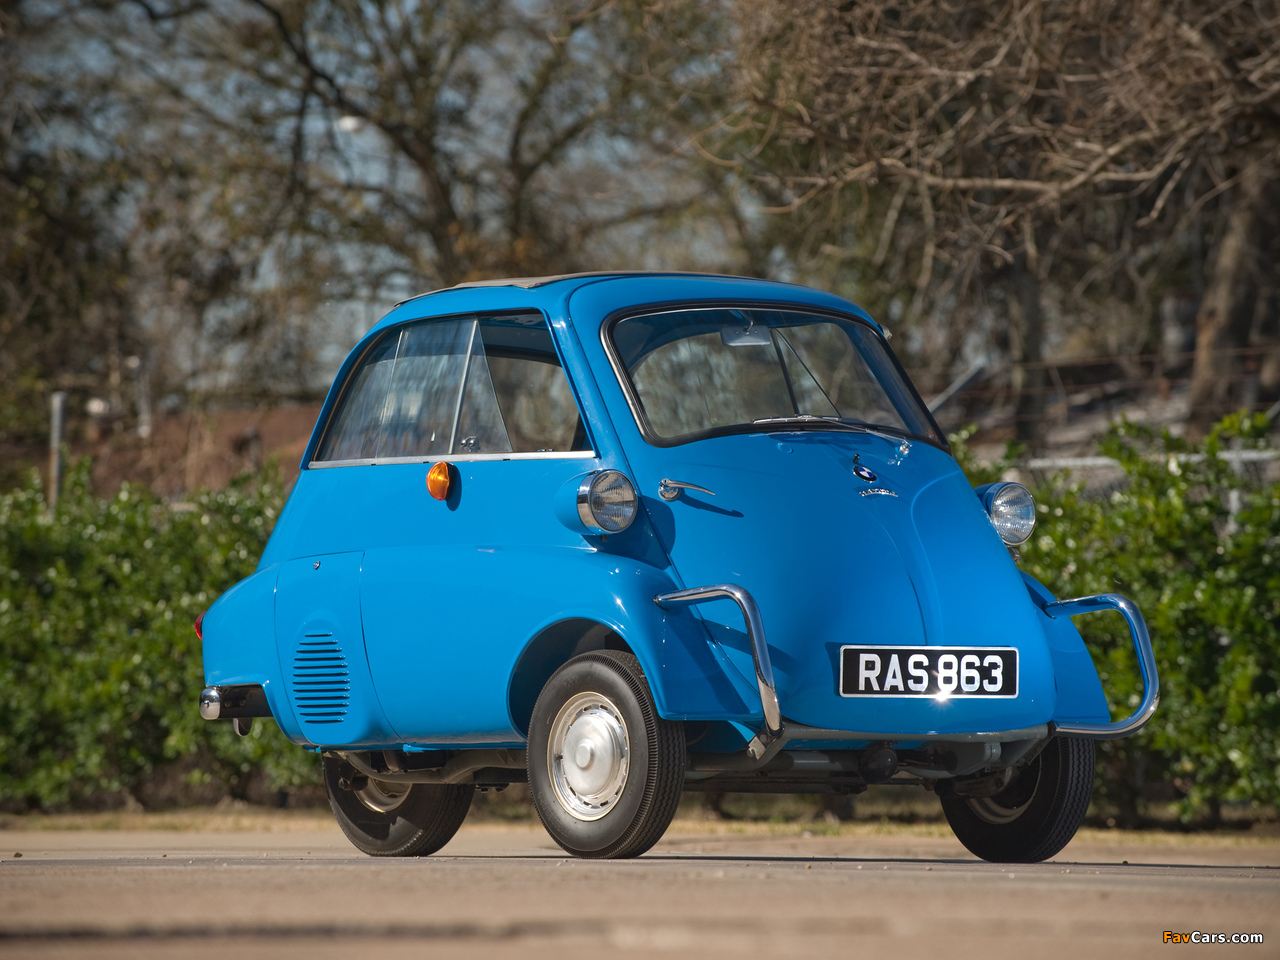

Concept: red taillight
[[194, 610, 206, 641]]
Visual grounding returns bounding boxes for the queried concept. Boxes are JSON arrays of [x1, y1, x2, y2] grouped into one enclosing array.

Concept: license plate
[[839, 645, 1018, 698]]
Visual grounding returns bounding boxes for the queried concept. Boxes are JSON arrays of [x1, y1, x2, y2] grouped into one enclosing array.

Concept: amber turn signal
[[426, 461, 452, 501]]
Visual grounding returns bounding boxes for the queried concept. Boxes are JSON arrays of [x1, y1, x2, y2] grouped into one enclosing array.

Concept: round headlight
[[983, 482, 1036, 545], [577, 470, 637, 533]]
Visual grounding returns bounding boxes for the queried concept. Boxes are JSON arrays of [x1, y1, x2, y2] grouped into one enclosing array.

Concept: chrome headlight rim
[[576, 470, 638, 534], [980, 481, 1036, 546]]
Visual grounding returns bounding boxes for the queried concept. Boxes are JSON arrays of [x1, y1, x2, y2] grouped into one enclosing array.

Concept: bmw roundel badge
[[853, 463, 877, 482]]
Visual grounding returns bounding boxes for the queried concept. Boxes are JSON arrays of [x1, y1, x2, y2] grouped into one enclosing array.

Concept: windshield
[[609, 308, 942, 446]]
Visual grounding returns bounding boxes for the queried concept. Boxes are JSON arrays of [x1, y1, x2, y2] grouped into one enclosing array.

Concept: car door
[[599, 305, 946, 720], [310, 310, 596, 743]]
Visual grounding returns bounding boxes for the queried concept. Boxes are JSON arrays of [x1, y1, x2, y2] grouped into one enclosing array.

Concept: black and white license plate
[[839, 645, 1018, 698]]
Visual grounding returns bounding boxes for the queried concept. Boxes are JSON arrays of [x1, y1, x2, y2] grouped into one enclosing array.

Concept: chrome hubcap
[[354, 778, 411, 814], [967, 762, 1042, 825], [548, 692, 630, 821]]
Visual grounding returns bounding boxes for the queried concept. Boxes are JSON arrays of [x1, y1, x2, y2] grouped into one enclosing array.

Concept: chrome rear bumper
[[199, 684, 272, 721]]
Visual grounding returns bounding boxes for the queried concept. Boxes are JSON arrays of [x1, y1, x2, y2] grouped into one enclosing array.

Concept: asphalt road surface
[[2, 819, 1276, 959]]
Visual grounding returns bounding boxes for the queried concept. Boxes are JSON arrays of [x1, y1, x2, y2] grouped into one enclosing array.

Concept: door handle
[[658, 478, 715, 502]]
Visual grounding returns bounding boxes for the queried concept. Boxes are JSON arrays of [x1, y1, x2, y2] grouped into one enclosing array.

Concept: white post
[[49, 391, 67, 508]]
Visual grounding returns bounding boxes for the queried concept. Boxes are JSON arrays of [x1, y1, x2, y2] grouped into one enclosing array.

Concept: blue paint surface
[[201, 273, 1121, 749]]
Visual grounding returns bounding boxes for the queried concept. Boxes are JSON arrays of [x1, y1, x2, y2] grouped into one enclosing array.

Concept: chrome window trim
[[598, 300, 948, 451], [308, 450, 598, 469]]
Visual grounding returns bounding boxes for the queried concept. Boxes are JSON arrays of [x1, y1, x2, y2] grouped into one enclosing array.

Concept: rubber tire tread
[[324, 755, 474, 857], [940, 736, 1095, 863], [529, 650, 685, 859]]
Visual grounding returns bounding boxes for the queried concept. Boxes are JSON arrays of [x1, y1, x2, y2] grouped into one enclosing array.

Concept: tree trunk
[[1011, 256, 1046, 452], [1187, 162, 1266, 439]]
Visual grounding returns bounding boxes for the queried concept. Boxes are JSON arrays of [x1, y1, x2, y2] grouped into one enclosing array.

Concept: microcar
[[197, 272, 1158, 863]]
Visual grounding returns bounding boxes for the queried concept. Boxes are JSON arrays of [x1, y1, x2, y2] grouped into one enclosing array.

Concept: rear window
[[316, 312, 588, 462]]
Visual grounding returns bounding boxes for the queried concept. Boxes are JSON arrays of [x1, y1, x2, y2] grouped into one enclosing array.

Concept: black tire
[[323, 755, 473, 857], [940, 736, 1095, 863], [528, 650, 685, 859]]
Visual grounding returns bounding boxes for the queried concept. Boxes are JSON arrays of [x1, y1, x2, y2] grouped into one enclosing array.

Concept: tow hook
[[858, 743, 899, 783]]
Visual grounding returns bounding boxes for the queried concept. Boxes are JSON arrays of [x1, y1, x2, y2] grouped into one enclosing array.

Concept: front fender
[[502, 550, 758, 728], [1020, 572, 1111, 725]]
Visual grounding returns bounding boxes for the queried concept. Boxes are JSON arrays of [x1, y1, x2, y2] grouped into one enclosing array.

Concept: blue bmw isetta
[[197, 273, 1158, 863]]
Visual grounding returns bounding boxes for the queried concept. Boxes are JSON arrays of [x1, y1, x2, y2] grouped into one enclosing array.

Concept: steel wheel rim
[[548, 691, 630, 822], [354, 778, 412, 814], [967, 761, 1042, 825]]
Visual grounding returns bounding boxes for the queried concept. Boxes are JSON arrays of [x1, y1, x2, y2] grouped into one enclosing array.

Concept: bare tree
[[110, 0, 712, 300], [707, 0, 1280, 443], [2, 0, 726, 450], [0, 3, 145, 458]]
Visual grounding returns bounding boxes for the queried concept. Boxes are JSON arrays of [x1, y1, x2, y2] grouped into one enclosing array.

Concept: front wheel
[[940, 736, 1095, 863], [323, 755, 473, 857], [528, 650, 685, 858]]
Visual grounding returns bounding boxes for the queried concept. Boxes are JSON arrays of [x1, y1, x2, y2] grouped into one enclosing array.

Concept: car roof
[[393, 271, 806, 306], [373, 271, 881, 341]]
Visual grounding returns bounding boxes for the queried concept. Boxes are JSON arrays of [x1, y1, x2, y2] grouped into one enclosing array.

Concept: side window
[[316, 334, 399, 462], [316, 312, 587, 462]]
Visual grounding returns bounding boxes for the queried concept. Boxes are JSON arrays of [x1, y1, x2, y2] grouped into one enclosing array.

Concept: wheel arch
[[507, 618, 635, 737]]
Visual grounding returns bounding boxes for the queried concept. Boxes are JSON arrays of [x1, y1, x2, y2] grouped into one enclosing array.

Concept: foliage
[[953, 415, 1280, 822], [4, 416, 1279, 820], [0, 460, 316, 810]]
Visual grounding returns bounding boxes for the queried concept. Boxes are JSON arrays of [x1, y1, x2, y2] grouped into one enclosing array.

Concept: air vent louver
[[291, 633, 350, 725]]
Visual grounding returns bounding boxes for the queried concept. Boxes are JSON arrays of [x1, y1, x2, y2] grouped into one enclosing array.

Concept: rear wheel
[[528, 651, 685, 858], [940, 736, 1095, 863], [323, 755, 473, 857]]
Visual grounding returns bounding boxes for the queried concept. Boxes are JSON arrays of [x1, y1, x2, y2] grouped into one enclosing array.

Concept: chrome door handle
[[658, 478, 715, 502]]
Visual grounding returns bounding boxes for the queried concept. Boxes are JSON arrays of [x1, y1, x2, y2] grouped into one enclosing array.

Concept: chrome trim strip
[[1043, 593, 1160, 739], [447, 319, 480, 454], [308, 451, 598, 469], [654, 584, 782, 739], [576, 474, 598, 529]]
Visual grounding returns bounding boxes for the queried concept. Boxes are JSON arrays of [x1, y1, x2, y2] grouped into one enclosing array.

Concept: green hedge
[[0, 459, 314, 810], [954, 414, 1280, 823], [2, 418, 1277, 820]]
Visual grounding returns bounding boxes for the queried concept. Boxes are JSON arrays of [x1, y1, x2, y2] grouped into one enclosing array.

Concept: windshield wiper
[[752, 415, 868, 432], [750, 416, 907, 442]]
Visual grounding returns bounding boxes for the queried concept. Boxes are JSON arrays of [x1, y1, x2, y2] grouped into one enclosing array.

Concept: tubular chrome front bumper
[[654, 584, 782, 758], [655, 584, 1159, 761], [1042, 592, 1160, 739]]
